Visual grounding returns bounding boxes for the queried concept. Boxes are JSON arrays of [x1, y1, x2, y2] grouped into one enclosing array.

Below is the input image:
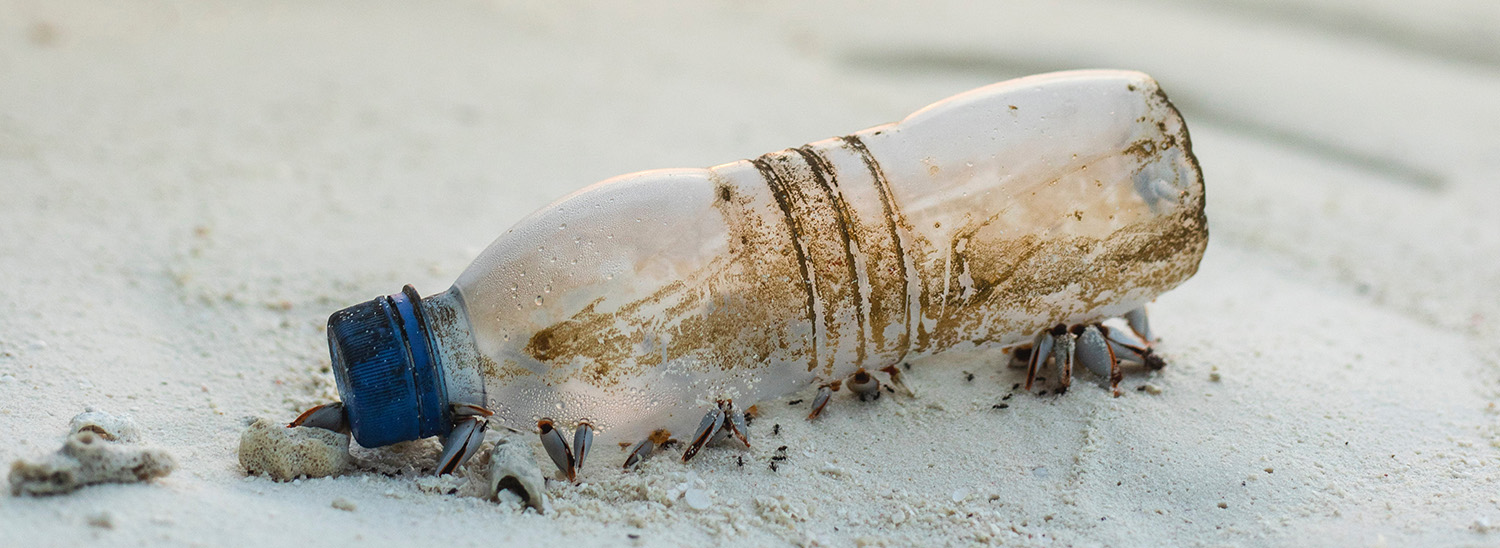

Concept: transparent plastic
[[423, 70, 1207, 448]]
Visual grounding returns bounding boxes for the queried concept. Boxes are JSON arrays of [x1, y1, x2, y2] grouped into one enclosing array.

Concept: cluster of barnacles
[[290, 306, 1164, 480], [1009, 306, 1165, 397]]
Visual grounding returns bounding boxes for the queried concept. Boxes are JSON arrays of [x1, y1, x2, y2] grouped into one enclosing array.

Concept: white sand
[[3, 1, 1499, 546]]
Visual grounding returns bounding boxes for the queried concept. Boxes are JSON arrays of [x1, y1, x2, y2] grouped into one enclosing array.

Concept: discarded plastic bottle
[[317, 70, 1206, 476]]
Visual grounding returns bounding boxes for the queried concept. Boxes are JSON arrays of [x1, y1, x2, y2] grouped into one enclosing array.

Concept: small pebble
[[820, 462, 846, 477], [1217, 502, 1228, 509], [86, 511, 114, 529], [1140, 383, 1163, 395], [683, 488, 711, 510], [951, 488, 971, 502], [331, 497, 357, 512]]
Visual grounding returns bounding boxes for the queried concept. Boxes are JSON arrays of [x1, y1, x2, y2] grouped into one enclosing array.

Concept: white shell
[[440, 70, 1207, 448], [68, 408, 141, 443], [486, 437, 549, 512]]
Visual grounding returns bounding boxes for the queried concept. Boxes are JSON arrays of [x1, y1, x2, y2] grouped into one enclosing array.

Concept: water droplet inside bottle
[[605, 273, 614, 280], [543, 284, 552, 294], [559, 223, 567, 230], [534, 296, 544, 306]]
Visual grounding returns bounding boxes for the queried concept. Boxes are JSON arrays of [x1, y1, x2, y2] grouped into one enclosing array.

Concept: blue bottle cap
[[326, 285, 450, 447]]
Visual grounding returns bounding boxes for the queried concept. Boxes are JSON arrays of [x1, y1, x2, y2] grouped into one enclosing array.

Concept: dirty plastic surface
[[445, 70, 1206, 446]]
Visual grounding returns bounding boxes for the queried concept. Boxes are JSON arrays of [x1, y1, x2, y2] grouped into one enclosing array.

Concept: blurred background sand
[[2, 1, 1499, 546]]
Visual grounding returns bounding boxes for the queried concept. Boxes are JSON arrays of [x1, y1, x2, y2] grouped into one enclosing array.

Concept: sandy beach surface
[[3, 1, 1499, 546]]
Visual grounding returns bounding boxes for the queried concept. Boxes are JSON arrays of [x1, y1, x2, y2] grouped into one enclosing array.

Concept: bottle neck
[[419, 286, 487, 410]]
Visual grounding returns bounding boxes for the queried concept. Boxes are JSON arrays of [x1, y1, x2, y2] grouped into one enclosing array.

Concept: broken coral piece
[[238, 417, 350, 481], [9, 430, 175, 496]]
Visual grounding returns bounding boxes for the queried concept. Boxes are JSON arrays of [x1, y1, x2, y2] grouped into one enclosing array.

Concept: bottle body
[[423, 70, 1207, 449]]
